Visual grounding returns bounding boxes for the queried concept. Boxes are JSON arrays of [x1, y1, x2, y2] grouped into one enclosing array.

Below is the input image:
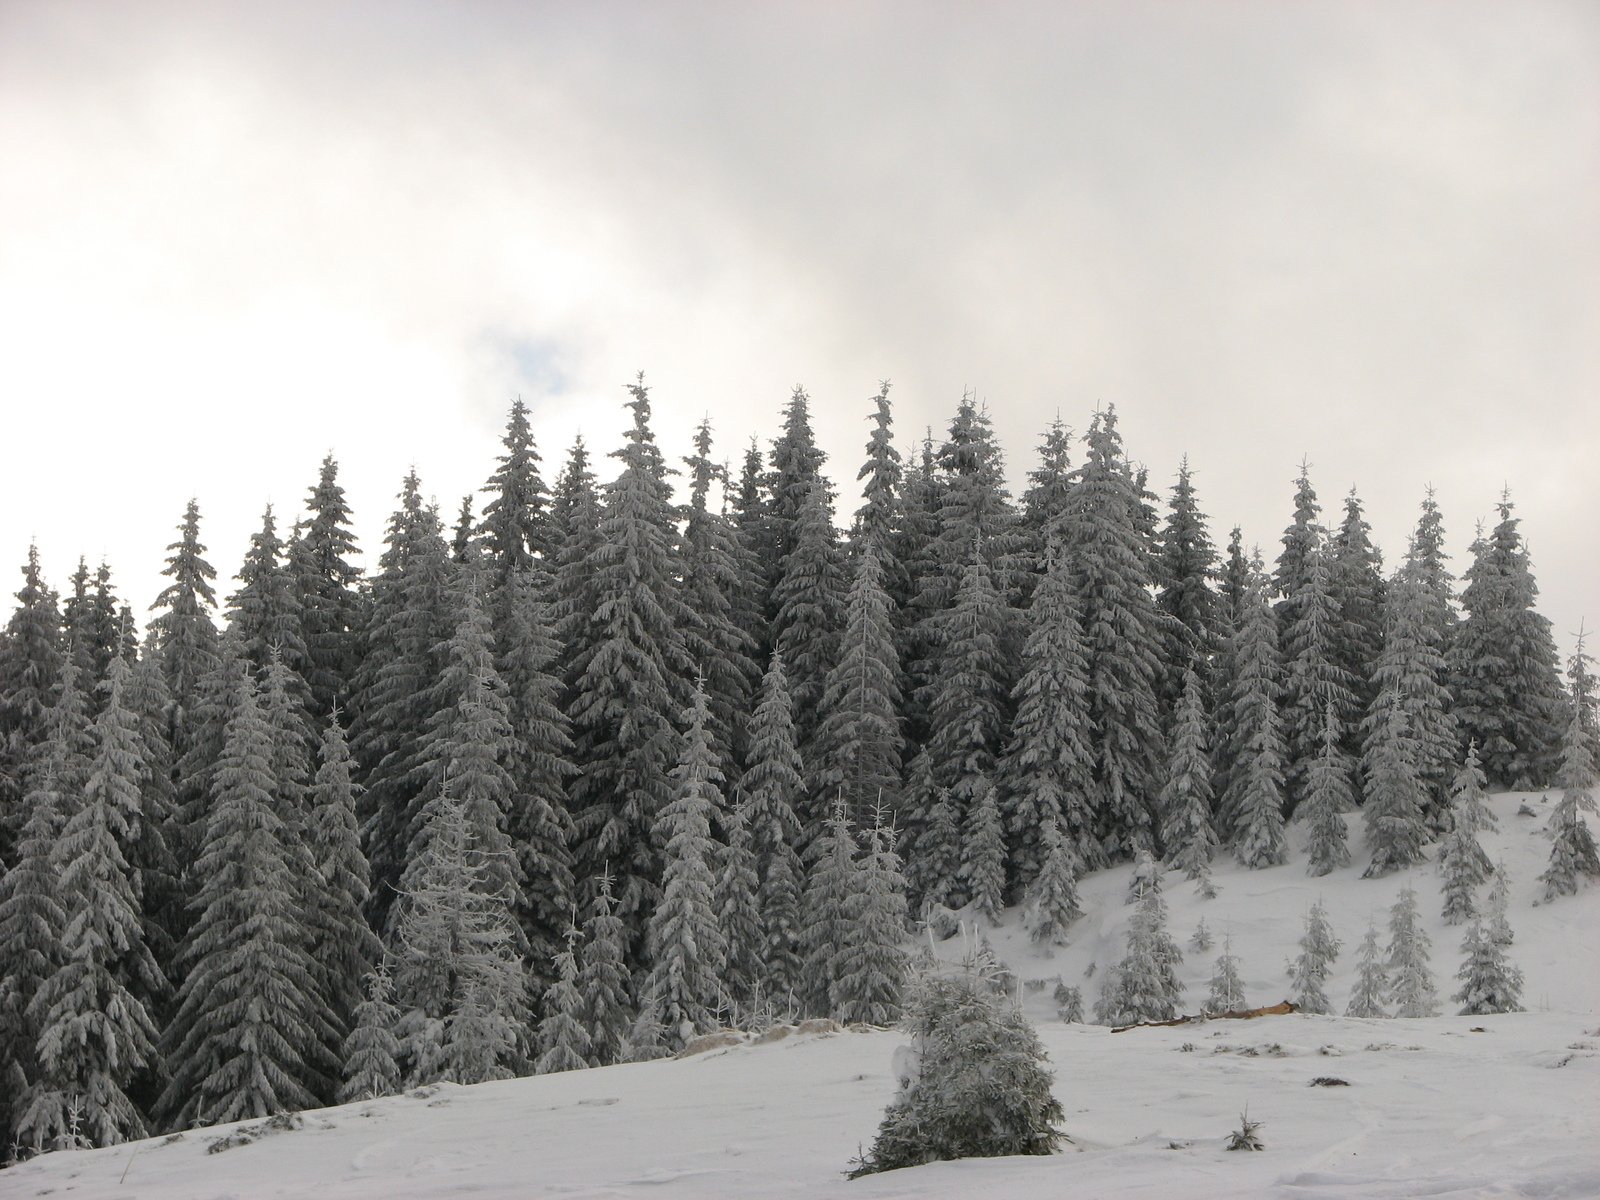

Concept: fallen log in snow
[[1110, 1000, 1299, 1033]]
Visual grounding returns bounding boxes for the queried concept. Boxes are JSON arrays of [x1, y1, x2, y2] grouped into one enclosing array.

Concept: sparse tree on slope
[[1345, 921, 1390, 1018], [1024, 808, 1083, 950], [1112, 883, 1185, 1024], [1538, 690, 1600, 901], [1205, 936, 1247, 1014], [1386, 888, 1438, 1018], [1287, 900, 1341, 1014], [1454, 918, 1523, 1016], [1301, 703, 1355, 876]]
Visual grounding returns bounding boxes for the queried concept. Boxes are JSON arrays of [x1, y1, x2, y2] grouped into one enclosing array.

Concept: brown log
[[1109, 1000, 1298, 1033]]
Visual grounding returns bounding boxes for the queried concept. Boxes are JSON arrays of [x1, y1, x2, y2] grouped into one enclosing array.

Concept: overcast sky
[[2, 1, 1595, 659]]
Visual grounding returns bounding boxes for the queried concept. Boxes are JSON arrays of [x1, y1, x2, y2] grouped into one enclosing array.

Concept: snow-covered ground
[[8, 791, 1598, 1199]]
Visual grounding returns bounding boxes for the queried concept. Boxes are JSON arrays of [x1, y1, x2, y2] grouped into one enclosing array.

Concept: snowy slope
[[7, 791, 1598, 1200]]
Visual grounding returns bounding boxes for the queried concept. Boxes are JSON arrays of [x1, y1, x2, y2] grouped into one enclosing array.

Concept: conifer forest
[[1, 380, 1595, 1158]]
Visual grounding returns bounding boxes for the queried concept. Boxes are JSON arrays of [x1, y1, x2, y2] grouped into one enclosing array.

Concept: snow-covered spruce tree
[[997, 544, 1099, 881], [536, 919, 592, 1074], [678, 416, 760, 781], [642, 679, 729, 1049], [158, 670, 334, 1129], [1406, 487, 1456, 637], [1060, 406, 1165, 859], [575, 874, 632, 1067], [849, 965, 1063, 1176], [833, 808, 910, 1025], [1019, 417, 1073, 571], [902, 746, 962, 916], [1024, 807, 1083, 950], [1190, 916, 1214, 953], [564, 378, 691, 938], [1361, 689, 1429, 877], [1328, 489, 1387, 750], [1295, 704, 1351, 878], [1155, 456, 1221, 710], [1113, 883, 1185, 1024], [1092, 963, 1128, 1026], [892, 431, 944, 746], [146, 498, 221, 756], [339, 965, 401, 1103], [289, 454, 366, 722], [1221, 562, 1289, 868], [228, 503, 310, 691], [1286, 900, 1341, 1014], [1345, 921, 1390, 1018], [18, 655, 164, 1150], [715, 796, 765, 1009], [1539, 683, 1600, 901], [1281, 548, 1359, 812], [1205, 936, 1247, 1014], [391, 780, 527, 1087], [1439, 817, 1485, 926], [1442, 741, 1496, 878], [1367, 569, 1458, 816], [1453, 919, 1524, 1016], [488, 565, 576, 994], [811, 539, 902, 828], [0, 543, 63, 856], [762, 385, 831, 595], [1385, 887, 1439, 1018], [735, 652, 807, 1007], [800, 802, 858, 1018], [1447, 496, 1565, 789], [960, 774, 1007, 925], [770, 478, 847, 765], [478, 396, 551, 576], [1273, 462, 1322, 623], [1486, 863, 1514, 946], [1160, 668, 1217, 893], [852, 382, 905, 591]]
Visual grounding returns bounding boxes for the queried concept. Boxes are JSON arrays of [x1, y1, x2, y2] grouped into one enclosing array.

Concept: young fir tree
[[1442, 742, 1496, 876], [1060, 406, 1165, 859], [1281, 548, 1358, 812], [643, 680, 729, 1049], [893, 431, 945, 746], [762, 385, 831, 592], [833, 808, 910, 1026], [1024, 807, 1083, 950], [678, 417, 760, 780], [289, 455, 366, 722], [812, 540, 903, 827], [1438, 804, 1490, 926], [1407, 487, 1456, 631], [548, 435, 603, 688], [901, 746, 962, 916], [960, 775, 1007, 925], [1538, 689, 1600, 901], [800, 803, 858, 1018], [1155, 457, 1220, 710], [339, 965, 402, 1103], [1345, 920, 1390, 1018], [1447, 496, 1565, 788], [1453, 919, 1524, 1016], [735, 652, 807, 1007], [1361, 689, 1430, 877], [228, 503, 310, 690], [1368, 570, 1458, 815], [1189, 916, 1214, 953], [1221, 564, 1289, 868], [997, 546, 1099, 882], [535, 919, 592, 1074], [1110, 882, 1185, 1024], [159, 673, 334, 1129], [1019, 417, 1074, 565], [849, 965, 1063, 1177], [565, 380, 691, 938], [1301, 703, 1355, 876], [1486, 862, 1514, 947], [1273, 462, 1322, 618], [715, 796, 765, 1009], [1286, 900, 1341, 1015], [1159, 669, 1217, 892], [1205, 936, 1247, 1014], [391, 781, 526, 1087], [575, 874, 632, 1067], [1385, 887, 1439, 1018]]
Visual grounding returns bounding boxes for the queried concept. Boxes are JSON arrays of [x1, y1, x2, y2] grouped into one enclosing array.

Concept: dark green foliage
[[849, 967, 1063, 1177]]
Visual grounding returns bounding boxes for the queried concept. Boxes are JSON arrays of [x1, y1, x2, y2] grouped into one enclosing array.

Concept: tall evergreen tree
[[479, 396, 550, 576], [1328, 488, 1387, 746], [763, 385, 830, 585], [1367, 570, 1458, 815], [770, 479, 847, 761], [1361, 691, 1430, 878], [1109, 881, 1185, 1024], [800, 803, 857, 1018], [575, 874, 632, 1067], [832, 808, 909, 1025], [1159, 669, 1217, 889], [1453, 918, 1524, 1015], [715, 795, 765, 1009], [1061, 407, 1165, 858], [228, 504, 310, 690], [1448, 497, 1565, 788], [1345, 921, 1390, 1018], [147, 499, 221, 758], [535, 920, 591, 1074], [643, 680, 729, 1049], [1273, 462, 1322, 621], [1538, 690, 1600, 901], [1220, 565, 1289, 868], [1155, 456, 1220, 706], [997, 548, 1098, 881], [1281, 548, 1358, 810], [737, 653, 807, 1005], [339, 965, 401, 1103], [1406, 486, 1457, 646], [813, 541, 902, 827], [159, 674, 333, 1129], [565, 378, 690, 935], [1018, 416, 1074, 561], [0, 542, 63, 862], [1386, 887, 1438, 1018], [1301, 704, 1355, 876], [289, 454, 366, 721], [853, 381, 904, 582], [1023, 807, 1083, 949], [1286, 900, 1341, 1014]]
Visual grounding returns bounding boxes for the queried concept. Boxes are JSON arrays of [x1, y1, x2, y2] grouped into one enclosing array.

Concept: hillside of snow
[[8, 791, 1598, 1200]]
